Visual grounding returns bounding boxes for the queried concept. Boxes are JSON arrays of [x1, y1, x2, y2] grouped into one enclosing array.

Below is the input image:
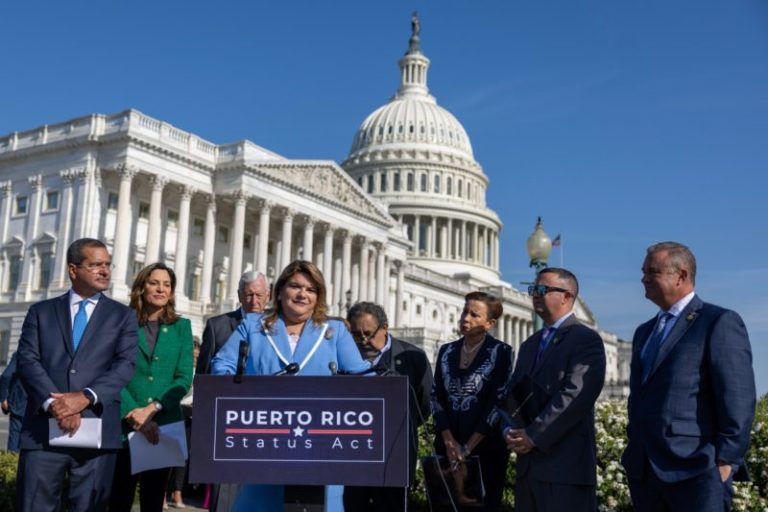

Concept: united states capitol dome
[[346, 22, 474, 162]]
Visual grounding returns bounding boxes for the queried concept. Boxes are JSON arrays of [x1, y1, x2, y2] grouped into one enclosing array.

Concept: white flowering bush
[[409, 395, 768, 511]]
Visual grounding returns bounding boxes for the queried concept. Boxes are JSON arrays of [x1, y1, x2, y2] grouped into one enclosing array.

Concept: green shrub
[[0, 450, 18, 512]]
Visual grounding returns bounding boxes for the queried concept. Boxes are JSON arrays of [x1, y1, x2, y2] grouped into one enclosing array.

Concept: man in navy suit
[[622, 241, 756, 511], [503, 267, 606, 512], [16, 238, 138, 512], [0, 351, 27, 451]]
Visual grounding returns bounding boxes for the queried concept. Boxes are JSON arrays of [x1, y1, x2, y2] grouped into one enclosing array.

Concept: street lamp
[[526, 216, 553, 330]]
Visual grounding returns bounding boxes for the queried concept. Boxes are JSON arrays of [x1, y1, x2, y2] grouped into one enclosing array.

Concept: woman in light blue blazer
[[212, 260, 370, 512]]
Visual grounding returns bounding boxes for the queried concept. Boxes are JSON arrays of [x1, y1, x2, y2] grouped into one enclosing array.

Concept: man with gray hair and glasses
[[197, 271, 269, 374]]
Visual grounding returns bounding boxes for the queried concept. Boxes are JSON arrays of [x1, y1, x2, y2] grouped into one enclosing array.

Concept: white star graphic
[[293, 425, 305, 437]]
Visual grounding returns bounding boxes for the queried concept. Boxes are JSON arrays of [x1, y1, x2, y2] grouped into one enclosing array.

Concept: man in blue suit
[[0, 351, 27, 451], [622, 241, 756, 511], [16, 238, 138, 512]]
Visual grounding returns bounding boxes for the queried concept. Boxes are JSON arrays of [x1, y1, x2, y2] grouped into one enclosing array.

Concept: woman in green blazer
[[109, 262, 193, 512]]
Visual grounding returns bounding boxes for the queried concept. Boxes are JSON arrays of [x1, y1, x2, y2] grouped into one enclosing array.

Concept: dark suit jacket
[[120, 318, 193, 436], [197, 309, 242, 374], [621, 295, 756, 483], [0, 352, 27, 416], [505, 314, 606, 486], [16, 292, 138, 450], [380, 337, 433, 478]]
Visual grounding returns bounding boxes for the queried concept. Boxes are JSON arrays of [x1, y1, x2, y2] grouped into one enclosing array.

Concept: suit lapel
[[646, 296, 703, 382], [136, 324, 151, 361], [631, 319, 655, 388], [532, 315, 578, 375], [75, 295, 109, 355], [54, 293, 74, 357], [292, 320, 325, 365], [228, 310, 242, 332]]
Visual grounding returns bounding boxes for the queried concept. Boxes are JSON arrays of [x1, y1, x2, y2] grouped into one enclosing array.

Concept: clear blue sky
[[2, 1, 766, 393]]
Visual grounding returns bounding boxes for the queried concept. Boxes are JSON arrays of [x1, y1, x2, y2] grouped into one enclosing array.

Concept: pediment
[[34, 231, 57, 246], [3, 235, 24, 250], [243, 160, 393, 227], [573, 296, 597, 327]]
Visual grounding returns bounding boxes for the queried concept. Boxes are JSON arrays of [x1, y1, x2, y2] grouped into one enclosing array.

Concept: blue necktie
[[535, 327, 554, 365], [641, 312, 673, 382], [72, 300, 89, 350]]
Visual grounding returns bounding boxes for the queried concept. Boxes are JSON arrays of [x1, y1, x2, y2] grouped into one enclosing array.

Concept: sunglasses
[[527, 284, 572, 297]]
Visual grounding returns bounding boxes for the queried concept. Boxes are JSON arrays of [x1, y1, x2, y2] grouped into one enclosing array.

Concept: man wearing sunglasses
[[342, 302, 433, 512], [622, 242, 755, 512], [503, 267, 606, 512]]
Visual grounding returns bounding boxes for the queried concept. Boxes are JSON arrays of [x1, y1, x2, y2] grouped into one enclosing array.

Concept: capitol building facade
[[0, 26, 629, 393]]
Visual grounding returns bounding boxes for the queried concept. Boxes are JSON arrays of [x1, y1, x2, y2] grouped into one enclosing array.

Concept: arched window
[[458, 179, 463, 197], [434, 175, 440, 193], [447, 176, 452, 195], [420, 174, 427, 192], [407, 173, 414, 192], [394, 172, 401, 191], [380, 173, 388, 192]]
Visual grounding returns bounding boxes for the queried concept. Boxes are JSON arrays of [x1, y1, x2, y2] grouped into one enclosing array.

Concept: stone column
[[430, 216, 437, 257], [460, 221, 467, 261], [111, 164, 137, 292], [395, 260, 405, 327], [302, 216, 315, 263], [52, 170, 76, 290], [413, 215, 420, 256], [358, 239, 369, 302], [17, 175, 43, 299], [375, 245, 386, 305], [494, 231, 500, 270], [144, 175, 168, 264], [256, 200, 272, 274], [321, 224, 336, 307], [200, 194, 216, 306], [440, 222, 448, 259], [228, 191, 249, 301], [341, 230, 352, 305], [174, 185, 195, 299], [279, 208, 295, 271], [473, 223, 480, 263], [0, 181, 11, 245]]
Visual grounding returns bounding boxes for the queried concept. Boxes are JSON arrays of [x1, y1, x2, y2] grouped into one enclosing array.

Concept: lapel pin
[[686, 312, 698, 322], [324, 327, 335, 340]]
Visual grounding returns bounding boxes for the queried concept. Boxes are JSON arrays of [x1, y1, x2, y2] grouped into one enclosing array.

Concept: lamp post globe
[[526, 216, 553, 330]]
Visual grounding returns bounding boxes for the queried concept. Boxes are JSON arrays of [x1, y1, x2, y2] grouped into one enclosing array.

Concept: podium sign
[[189, 375, 409, 487]]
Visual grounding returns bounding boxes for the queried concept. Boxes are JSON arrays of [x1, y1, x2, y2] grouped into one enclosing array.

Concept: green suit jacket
[[120, 317, 193, 435]]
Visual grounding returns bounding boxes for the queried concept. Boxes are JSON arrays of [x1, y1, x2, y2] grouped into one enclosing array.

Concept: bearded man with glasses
[[502, 267, 606, 512], [343, 301, 433, 512]]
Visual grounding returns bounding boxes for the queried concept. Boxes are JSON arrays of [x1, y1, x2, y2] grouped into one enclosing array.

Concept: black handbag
[[421, 455, 485, 510]]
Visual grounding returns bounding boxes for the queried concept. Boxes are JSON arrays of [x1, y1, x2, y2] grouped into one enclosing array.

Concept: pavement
[[0, 414, 207, 511]]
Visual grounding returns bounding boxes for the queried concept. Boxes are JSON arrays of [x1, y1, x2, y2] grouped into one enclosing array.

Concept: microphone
[[328, 361, 338, 375], [337, 363, 391, 376], [235, 340, 249, 384], [273, 362, 300, 376]]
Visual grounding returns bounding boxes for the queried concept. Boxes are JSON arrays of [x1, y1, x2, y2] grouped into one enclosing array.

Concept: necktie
[[641, 312, 673, 382], [72, 300, 89, 350], [535, 327, 554, 365]]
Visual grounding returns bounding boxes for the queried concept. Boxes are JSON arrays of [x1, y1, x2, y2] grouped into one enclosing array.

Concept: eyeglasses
[[527, 284, 572, 297], [352, 325, 381, 344], [242, 292, 268, 302], [76, 262, 115, 273]]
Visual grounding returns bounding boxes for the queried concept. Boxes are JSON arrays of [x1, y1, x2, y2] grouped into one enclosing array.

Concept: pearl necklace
[[461, 340, 483, 366]]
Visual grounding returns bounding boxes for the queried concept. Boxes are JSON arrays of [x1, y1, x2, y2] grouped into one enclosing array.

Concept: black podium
[[189, 374, 409, 510]]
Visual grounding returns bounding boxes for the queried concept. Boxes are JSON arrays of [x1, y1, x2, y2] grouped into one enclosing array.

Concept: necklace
[[461, 339, 483, 366]]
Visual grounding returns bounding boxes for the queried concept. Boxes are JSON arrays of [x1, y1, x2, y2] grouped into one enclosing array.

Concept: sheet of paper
[[48, 418, 102, 449], [128, 420, 188, 474]]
